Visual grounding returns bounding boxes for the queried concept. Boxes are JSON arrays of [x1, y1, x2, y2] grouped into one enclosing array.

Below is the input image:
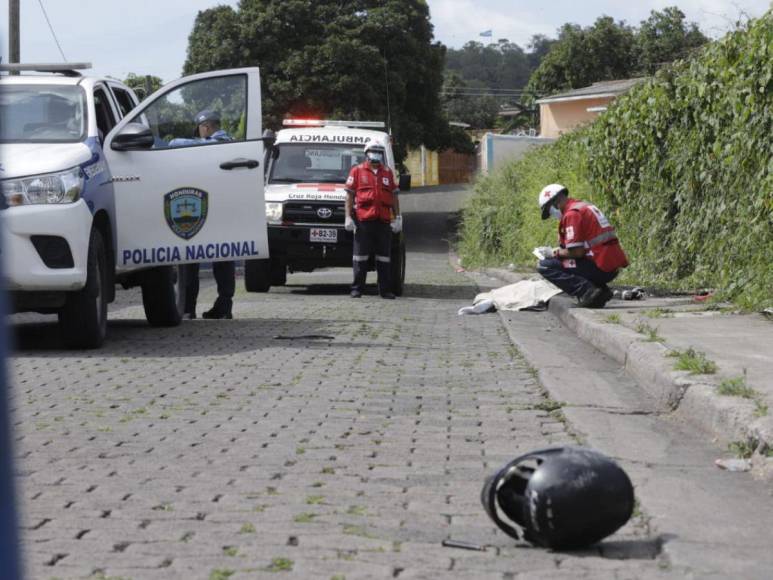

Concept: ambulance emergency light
[[282, 119, 385, 129]]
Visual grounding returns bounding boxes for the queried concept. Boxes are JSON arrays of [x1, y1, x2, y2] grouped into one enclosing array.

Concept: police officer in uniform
[[169, 110, 236, 319], [536, 184, 628, 308], [344, 142, 402, 299]]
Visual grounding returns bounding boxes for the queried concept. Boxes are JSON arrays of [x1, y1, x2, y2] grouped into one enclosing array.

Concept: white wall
[[478, 133, 555, 175]]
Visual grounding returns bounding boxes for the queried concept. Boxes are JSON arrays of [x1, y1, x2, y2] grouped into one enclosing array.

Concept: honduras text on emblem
[[164, 187, 208, 240]]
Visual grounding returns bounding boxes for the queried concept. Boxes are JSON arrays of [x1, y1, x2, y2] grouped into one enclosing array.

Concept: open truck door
[[104, 68, 268, 276]]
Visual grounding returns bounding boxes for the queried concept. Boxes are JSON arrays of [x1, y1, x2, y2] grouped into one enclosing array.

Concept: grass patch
[[668, 348, 718, 375], [305, 495, 325, 505], [728, 440, 757, 459], [346, 505, 367, 516], [644, 308, 674, 319], [209, 570, 235, 580], [342, 524, 373, 538], [533, 399, 563, 413], [223, 546, 238, 557], [266, 557, 293, 572], [294, 512, 317, 523], [603, 313, 621, 324], [717, 376, 756, 399], [239, 523, 256, 534], [635, 322, 664, 343]]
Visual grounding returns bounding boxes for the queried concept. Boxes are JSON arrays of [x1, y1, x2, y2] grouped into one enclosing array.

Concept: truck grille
[[283, 202, 345, 225]]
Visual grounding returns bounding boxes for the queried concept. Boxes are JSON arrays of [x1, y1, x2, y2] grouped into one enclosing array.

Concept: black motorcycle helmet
[[481, 446, 634, 550]]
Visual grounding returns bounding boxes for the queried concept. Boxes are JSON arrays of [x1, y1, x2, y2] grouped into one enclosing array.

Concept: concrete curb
[[480, 268, 773, 457]]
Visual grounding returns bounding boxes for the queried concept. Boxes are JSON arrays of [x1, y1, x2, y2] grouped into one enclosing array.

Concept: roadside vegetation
[[459, 12, 772, 310]]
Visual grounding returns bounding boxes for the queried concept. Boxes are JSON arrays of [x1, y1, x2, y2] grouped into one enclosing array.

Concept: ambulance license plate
[[310, 228, 337, 243]]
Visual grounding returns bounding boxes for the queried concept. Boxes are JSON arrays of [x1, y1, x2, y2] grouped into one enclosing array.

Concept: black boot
[[203, 297, 233, 319]]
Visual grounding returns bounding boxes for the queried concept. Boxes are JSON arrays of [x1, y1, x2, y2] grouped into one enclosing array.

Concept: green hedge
[[459, 12, 772, 309]]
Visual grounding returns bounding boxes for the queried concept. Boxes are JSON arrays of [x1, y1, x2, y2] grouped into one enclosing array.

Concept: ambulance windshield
[[268, 144, 366, 184], [0, 85, 86, 143]]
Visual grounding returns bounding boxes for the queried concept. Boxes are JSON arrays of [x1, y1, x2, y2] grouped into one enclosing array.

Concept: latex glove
[[344, 216, 356, 232], [533, 246, 555, 260], [390, 215, 403, 234]]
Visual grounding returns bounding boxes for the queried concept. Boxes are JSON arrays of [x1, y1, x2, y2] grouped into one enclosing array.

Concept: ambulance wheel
[[141, 265, 184, 327], [270, 258, 287, 286], [391, 238, 406, 297], [245, 258, 271, 292], [59, 228, 108, 349]]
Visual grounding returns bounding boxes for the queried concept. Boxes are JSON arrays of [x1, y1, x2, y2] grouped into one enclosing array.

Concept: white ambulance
[[1, 64, 269, 348], [249, 119, 409, 294]]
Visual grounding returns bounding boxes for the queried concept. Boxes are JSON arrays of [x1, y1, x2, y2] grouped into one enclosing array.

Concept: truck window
[[269, 144, 366, 184], [110, 87, 137, 118], [93, 87, 118, 139], [125, 74, 247, 149], [0, 85, 86, 143]]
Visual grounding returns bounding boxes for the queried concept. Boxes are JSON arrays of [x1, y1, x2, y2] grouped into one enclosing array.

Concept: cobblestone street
[[10, 188, 670, 579]]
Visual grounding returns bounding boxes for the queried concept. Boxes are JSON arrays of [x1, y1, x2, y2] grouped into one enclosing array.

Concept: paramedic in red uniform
[[344, 142, 402, 299], [536, 183, 628, 308]]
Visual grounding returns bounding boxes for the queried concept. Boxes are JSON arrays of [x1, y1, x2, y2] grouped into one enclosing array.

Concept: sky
[[0, 0, 770, 83]]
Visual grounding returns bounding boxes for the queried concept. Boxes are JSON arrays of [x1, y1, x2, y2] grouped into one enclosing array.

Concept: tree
[[123, 73, 163, 101], [524, 7, 709, 99], [636, 7, 708, 74], [445, 39, 533, 90], [183, 0, 449, 163], [441, 72, 499, 129], [525, 17, 636, 98]]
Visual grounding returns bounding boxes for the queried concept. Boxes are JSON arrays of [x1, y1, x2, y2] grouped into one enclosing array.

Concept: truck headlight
[[1, 166, 85, 207], [265, 202, 283, 224]]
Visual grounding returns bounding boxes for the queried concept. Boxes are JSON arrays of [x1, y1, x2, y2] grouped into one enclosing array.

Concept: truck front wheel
[[59, 228, 108, 349], [141, 265, 185, 326], [245, 258, 271, 292]]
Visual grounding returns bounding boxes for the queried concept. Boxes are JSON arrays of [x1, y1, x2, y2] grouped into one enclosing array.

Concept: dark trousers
[[537, 257, 618, 298], [352, 220, 392, 294], [184, 261, 235, 314]]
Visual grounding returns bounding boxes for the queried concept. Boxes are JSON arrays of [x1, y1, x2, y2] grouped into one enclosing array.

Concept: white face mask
[[549, 206, 562, 220]]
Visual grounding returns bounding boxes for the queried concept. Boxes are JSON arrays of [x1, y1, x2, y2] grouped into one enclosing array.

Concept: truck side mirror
[[261, 129, 276, 149], [399, 174, 411, 191], [111, 123, 155, 151]]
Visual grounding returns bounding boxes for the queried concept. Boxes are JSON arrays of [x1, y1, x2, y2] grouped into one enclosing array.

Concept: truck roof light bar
[[0, 63, 92, 77], [282, 119, 385, 129]]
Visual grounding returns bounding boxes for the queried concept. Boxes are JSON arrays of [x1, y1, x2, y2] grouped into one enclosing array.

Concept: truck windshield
[[268, 143, 366, 184], [0, 85, 87, 143]]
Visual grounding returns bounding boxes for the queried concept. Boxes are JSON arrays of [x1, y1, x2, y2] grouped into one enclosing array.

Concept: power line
[[37, 0, 67, 61]]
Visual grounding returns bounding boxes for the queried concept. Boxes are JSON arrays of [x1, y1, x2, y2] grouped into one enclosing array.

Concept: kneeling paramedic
[[170, 109, 235, 319], [344, 143, 402, 299], [536, 184, 628, 308]]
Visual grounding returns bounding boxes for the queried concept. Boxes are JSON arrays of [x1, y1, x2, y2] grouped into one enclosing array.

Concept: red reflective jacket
[[345, 161, 397, 223], [559, 199, 629, 272]]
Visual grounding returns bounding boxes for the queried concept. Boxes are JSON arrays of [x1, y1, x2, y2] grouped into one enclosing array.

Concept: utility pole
[[9, 0, 20, 64]]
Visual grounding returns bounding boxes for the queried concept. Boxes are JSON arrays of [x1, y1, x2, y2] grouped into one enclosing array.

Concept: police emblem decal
[[164, 188, 209, 240]]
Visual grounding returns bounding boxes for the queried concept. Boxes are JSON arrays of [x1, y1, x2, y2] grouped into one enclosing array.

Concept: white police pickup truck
[[247, 119, 409, 295], [0, 64, 268, 348]]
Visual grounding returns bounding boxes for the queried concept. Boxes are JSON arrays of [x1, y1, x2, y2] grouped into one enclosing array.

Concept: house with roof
[[536, 78, 645, 138]]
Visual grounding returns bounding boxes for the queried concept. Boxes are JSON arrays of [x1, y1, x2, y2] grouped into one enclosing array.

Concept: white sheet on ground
[[459, 277, 563, 314]]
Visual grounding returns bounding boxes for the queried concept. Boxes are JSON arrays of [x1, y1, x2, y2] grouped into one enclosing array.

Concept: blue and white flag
[[479, 30, 493, 38]]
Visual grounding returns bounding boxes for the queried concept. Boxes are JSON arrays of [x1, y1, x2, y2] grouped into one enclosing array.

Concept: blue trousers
[[184, 261, 235, 313], [537, 257, 618, 298]]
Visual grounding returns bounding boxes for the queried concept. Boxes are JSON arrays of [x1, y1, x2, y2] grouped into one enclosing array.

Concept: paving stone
[[8, 190, 674, 578]]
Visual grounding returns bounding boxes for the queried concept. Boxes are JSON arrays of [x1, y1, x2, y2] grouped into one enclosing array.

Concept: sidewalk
[[483, 267, 773, 484]]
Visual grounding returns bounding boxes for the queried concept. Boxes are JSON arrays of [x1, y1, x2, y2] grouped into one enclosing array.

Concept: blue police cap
[[194, 109, 220, 125]]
